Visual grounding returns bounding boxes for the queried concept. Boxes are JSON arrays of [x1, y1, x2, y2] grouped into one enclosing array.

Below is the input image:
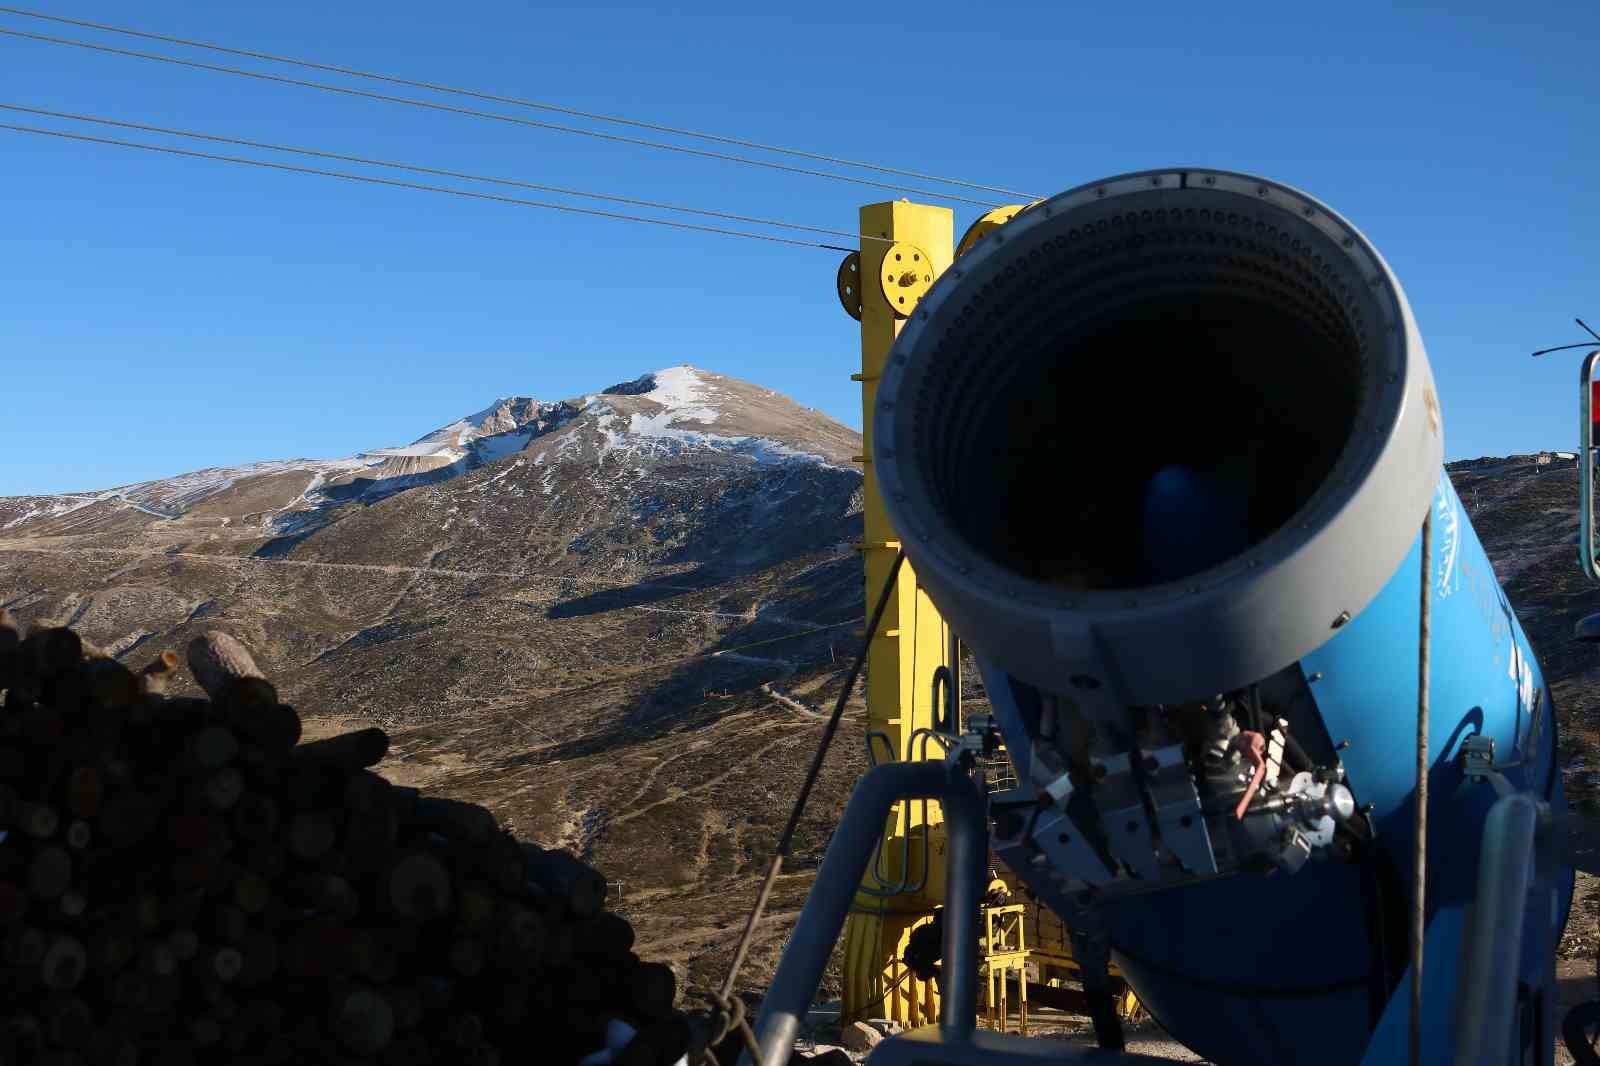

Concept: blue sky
[[2, 0, 1595, 494]]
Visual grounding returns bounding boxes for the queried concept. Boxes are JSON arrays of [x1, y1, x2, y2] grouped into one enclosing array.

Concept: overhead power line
[[0, 5, 1041, 202], [0, 103, 892, 245], [0, 121, 859, 251], [0, 25, 1007, 209]]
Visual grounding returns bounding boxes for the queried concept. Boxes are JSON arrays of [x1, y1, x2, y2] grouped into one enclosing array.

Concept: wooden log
[[64, 820, 92, 851], [166, 927, 199, 962], [210, 905, 250, 947], [22, 627, 82, 680], [186, 726, 239, 771], [456, 880, 496, 930], [5, 925, 47, 968], [383, 985, 423, 1031], [446, 936, 485, 978], [0, 880, 28, 925], [522, 845, 607, 919], [185, 634, 268, 704], [27, 846, 72, 901], [382, 852, 452, 921], [40, 933, 87, 991], [572, 911, 635, 960], [343, 770, 391, 814], [98, 790, 159, 848], [236, 930, 279, 987], [88, 928, 136, 976], [291, 728, 389, 773], [136, 651, 180, 697], [0, 745, 26, 782], [348, 929, 398, 985], [331, 979, 393, 1056], [200, 767, 244, 811], [18, 800, 60, 840], [65, 766, 103, 820], [629, 961, 678, 1021], [82, 658, 138, 713], [287, 811, 338, 862], [289, 872, 359, 919], [206, 946, 244, 983], [42, 995, 93, 1050], [0, 608, 20, 684], [407, 797, 495, 843], [231, 869, 273, 915], [140, 942, 178, 978], [231, 792, 280, 843], [17, 706, 65, 748]]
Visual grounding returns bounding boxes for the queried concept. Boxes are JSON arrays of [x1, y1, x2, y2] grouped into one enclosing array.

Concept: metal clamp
[[1140, 742, 1218, 875]]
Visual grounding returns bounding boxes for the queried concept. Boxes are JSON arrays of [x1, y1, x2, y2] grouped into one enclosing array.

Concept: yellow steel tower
[[836, 200, 1039, 1027], [837, 200, 955, 1027]]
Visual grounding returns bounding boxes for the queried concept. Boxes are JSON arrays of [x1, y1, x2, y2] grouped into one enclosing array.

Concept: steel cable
[[706, 551, 906, 1066], [0, 121, 859, 251], [0, 5, 1040, 201], [0, 102, 891, 245], [0, 26, 1007, 208]]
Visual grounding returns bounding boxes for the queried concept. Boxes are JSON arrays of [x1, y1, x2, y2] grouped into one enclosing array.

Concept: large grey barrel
[[871, 169, 1442, 704]]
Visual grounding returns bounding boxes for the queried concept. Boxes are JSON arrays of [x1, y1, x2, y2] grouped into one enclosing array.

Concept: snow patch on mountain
[[644, 365, 720, 424]]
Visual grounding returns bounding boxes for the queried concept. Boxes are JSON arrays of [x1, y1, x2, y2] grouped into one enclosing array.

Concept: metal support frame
[[744, 761, 987, 1066], [840, 199, 958, 1026], [980, 903, 1029, 1035], [1578, 349, 1600, 581]]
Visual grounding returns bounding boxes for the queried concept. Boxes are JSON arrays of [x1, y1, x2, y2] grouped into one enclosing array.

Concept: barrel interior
[[918, 198, 1379, 590]]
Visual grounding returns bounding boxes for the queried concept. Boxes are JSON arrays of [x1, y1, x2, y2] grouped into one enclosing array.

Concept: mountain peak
[[0, 364, 860, 539]]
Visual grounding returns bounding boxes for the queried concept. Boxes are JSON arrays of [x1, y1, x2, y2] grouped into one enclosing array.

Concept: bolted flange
[[878, 242, 933, 317]]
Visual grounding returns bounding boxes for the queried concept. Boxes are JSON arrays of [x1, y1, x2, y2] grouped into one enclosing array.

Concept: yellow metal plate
[[878, 242, 934, 317], [836, 251, 863, 320]]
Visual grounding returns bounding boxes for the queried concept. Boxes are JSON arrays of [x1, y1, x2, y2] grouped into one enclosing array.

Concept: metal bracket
[[1033, 808, 1115, 888], [1140, 742, 1218, 875], [1092, 751, 1158, 881], [1264, 720, 1287, 789], [1461, 734, 1515, 798]]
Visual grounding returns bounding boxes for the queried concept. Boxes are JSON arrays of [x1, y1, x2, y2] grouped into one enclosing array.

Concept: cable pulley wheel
[[837, 251, 863, 320]]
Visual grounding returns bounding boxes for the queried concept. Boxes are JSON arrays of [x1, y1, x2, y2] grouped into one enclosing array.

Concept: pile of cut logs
[[0, 613, 694, 1066]]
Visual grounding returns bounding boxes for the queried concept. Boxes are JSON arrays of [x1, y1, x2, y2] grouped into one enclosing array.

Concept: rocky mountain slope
[[4, 368, 1600, 1011], [0, 365, 872, 994]]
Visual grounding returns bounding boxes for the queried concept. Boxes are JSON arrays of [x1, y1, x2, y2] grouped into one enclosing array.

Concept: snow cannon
[[834, 170, 1569, 1065]]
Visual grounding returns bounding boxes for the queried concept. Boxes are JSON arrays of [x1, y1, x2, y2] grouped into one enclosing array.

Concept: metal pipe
[[1451, 792, 1540, 1066], [743, 761, 986, 1066], [940, 767, 984, 1040], [1411, 506, 1432, 1066]]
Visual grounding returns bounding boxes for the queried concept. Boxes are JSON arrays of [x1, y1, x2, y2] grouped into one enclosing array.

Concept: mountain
[[0, 365, 873, 994]]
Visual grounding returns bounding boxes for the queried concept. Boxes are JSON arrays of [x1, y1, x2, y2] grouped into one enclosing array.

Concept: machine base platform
[[864, 1026, 1181, 1066]]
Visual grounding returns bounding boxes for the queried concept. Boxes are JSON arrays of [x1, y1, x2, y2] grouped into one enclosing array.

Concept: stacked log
[[0, 613, 694, 1066]]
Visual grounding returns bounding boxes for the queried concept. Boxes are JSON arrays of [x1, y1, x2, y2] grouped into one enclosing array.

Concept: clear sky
[[2, 0, 1595, 495]]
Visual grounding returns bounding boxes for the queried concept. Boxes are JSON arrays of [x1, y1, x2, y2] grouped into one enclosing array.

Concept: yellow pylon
[[838, 199, 955, 1027]]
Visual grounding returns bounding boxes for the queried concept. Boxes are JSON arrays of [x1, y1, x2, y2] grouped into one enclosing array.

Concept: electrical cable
[[0, 25, 1007, 208], [0, 5, 1041, 201], [0, 102, 890, 245], [0, 121, 859, 251]]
